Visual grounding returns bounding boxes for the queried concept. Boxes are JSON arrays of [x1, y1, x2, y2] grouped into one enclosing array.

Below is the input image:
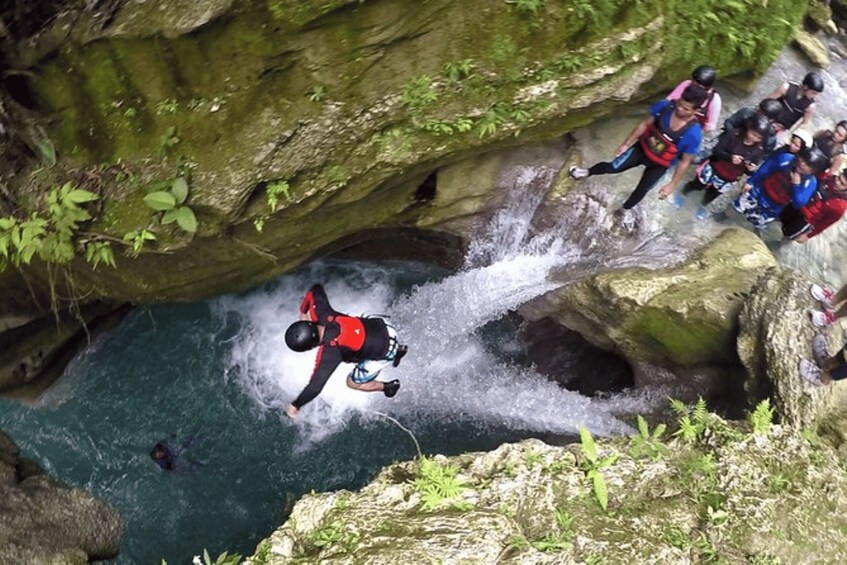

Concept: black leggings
[[588, 144, 668, 210]]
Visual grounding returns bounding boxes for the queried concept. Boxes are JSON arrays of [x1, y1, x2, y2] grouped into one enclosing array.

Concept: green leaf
[[653, 423, 667, 439], [142, 230, 157, 241], [579, 426, 597, 463], [144, 191, 177, 211], [161, 208, 179, 225], [637, 415, 649, 438], [171, 177, 189, 204], [0, 218, 15, 230], [175, 206, 198, 233], [66, 189, 99, 204], [592, 472, 608, 511]]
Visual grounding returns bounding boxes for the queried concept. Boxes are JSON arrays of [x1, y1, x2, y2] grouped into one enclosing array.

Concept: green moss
[[625, 305, 732, 366]]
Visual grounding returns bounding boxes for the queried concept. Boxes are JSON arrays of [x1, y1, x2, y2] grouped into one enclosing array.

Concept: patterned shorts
[[349, 322, 400, 384], [732, 191, 777, 230], [697, 162, 734, 193]]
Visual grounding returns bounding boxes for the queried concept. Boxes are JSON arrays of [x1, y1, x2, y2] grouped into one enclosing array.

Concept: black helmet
[[758, 98, 783, 121], [285, 321, 320, 352], [798, 146, 830, 174], [692, 65, 717, 88], [746, 115, 772, 137], [802, 72, 824, 93]]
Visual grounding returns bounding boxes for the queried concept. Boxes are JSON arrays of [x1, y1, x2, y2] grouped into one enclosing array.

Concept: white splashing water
[[218, 165, 659, 446]]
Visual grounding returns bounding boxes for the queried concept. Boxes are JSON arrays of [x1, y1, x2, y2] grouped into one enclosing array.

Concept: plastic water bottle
[[611, 146, 633, 170]]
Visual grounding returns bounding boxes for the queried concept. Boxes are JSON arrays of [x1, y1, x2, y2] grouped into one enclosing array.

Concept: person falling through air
[[284, 284, 408, 418]]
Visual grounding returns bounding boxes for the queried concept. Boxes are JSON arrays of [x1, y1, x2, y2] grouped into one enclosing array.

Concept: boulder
[[0, 430, 123, 563], [522, 228, 777, 371]]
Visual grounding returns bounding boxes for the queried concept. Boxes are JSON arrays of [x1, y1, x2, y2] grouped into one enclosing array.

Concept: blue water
[[0, 259, 564, 563]]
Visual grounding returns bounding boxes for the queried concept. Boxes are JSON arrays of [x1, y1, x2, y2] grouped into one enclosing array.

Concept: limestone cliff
[[0, 0, 807, 309], [243, 417, 847, 564]]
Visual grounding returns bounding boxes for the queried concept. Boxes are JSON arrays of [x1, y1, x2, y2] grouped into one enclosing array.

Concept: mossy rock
[[523, 228, 777, 368]]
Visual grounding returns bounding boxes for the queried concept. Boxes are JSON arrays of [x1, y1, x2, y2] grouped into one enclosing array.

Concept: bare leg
[[346, 375, 385, 392]]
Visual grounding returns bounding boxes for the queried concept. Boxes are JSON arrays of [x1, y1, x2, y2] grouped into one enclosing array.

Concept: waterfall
[[220, 164, 701, 445]]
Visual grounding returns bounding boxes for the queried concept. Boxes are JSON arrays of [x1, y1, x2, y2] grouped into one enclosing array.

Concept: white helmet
[[793, 129, 814, 149]]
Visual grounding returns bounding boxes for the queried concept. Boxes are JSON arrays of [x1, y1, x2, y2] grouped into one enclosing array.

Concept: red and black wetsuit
[[291, 284, 390, 409]]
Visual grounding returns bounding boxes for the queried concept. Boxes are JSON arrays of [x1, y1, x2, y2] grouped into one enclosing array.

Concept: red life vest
[[639, 104, 697, 167], [694, 90, 715, 128], [712, 134, 762, 182], [327, 315, 366, 351], [762, 169, 794, 205]]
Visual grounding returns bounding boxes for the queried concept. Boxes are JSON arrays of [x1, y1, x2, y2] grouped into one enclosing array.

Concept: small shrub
[[143, 177, 198, 233], [578, 426, 617, 511], [307, 519, 359, 553], [629, 415, 668, 460], [156, 126, 180, 157], [307, 85, 326, 102], [443, 59, 474, 82], [401, 75, 438, 110], [122, 229, 157, 257], [412, 456, 470, 511], [749, 398, 775, 435], [265, 180, 291, 213]]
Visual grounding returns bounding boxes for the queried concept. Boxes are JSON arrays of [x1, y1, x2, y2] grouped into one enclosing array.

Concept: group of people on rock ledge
[[568, 65, 847, 242], [566, 65, 847, 390]]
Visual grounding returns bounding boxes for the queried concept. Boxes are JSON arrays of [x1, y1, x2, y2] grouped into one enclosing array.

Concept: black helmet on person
[[746, 115, 772, 138], [798, 146, 830, 174], [802, 72, 824, 93], [691, 65, 717, 88], [285, 321, 320, 352], [758, 98, 783, 121]]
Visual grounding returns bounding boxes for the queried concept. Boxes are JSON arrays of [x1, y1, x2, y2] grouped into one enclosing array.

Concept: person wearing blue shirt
[[732, 146, 829, 230], [569, 83, 706, 231]]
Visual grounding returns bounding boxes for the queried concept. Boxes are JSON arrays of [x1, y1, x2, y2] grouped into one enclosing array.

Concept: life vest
[[712, 133, 762, 182], [762, 168, 794, 206], [327, 315, 389, 359], [694, 89, 715, 128], [327, 315, 366, 351], [639, 104, 697, 167], [775, 83, 813, 129]]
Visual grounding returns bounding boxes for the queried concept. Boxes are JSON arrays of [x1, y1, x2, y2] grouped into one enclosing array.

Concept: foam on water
[[218, 166, 693, 445]]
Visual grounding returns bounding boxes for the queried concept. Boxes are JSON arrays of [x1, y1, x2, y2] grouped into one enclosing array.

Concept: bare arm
[[791, 106, 815, 133], [766, 84, 788, 100], [616, 116, 652, 156], [658, 153, 695, 198]]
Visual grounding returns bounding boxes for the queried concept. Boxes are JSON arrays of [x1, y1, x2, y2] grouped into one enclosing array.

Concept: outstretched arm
[[288, 346, 343, 414]]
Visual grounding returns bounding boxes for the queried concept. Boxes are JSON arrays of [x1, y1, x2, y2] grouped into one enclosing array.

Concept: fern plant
[[629, 415, 668, 460], [307, 519, 359, 552], [412, 456, 470, 511], [670, 397, 709, 442], [578, 426, 617, 512], [749, 398, 775, 435]]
